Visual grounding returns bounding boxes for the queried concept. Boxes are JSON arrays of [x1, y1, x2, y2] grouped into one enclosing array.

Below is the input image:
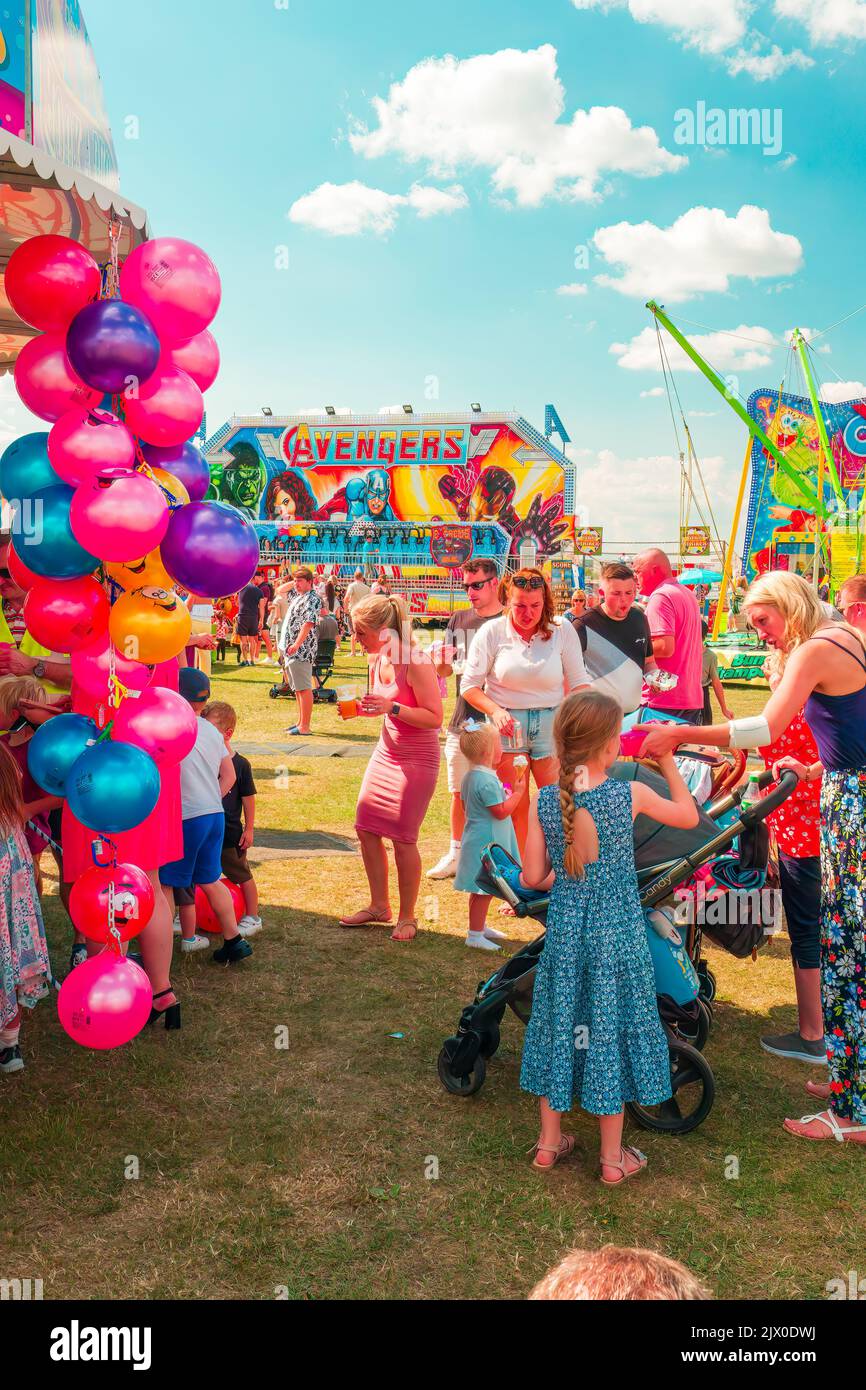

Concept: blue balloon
[[27, 714, 99, 796], [66, 300, 161, 395], [0, 431, 58, 508], [66, 741, 160, 832], [20, 484, 98, 578]]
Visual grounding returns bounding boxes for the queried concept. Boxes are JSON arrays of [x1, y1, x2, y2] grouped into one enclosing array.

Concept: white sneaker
[[483, 925, 508, 943], [466, 931, 501, 952], [172, 914, 181, 935], [237, 915, 263, 936], [427, 848, 459, 879], [181, 934, 210, 953]]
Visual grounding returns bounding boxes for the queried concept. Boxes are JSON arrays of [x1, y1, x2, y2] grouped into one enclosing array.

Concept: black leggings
[[778, 851, 821, 970]]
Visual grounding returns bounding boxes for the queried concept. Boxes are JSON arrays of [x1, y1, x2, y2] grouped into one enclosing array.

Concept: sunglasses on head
[[465, 576, 495, 592], [511, 575, 544, 591]]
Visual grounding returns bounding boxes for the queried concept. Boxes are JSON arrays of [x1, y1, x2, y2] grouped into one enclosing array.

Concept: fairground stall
[[203, 407, 578, 620]]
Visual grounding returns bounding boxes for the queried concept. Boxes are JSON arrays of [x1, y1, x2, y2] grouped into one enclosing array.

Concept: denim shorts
[[503, 707, 557, 761]]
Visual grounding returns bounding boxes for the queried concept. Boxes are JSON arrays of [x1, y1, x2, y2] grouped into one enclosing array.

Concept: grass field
[[2, 650, 860, 1302]]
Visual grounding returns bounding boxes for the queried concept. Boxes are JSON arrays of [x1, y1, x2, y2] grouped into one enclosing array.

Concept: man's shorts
[[159, 812, 225, 888], [444, 730, 472, 795], [285, 657, 313, 693], [504, 706, 557, 761], [236, 618, 259, 638], [222, 841, 253, 885]]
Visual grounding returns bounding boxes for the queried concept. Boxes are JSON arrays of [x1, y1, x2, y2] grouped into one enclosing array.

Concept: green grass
[[1, 650, 859, 1302]]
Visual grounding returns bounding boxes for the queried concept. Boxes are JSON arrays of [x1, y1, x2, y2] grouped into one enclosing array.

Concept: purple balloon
[[140, 441, 210, 501], [160, 501, 259, 598], [66, 300, 160, 395]]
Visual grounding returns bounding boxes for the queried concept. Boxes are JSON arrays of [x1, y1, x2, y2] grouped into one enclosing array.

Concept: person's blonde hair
[[528, 1246, 711, 1301], [0, 675, 46, 725], [351, 593, 415, 655], [744, 570, 866, 678], [201, 700, 236, 734], [553, 690, 622, 879], [458, 721, 498, 765]]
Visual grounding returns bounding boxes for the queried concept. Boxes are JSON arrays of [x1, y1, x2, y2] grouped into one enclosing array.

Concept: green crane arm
[[791, 329, 845, 509], [646, 301, 820, 511]]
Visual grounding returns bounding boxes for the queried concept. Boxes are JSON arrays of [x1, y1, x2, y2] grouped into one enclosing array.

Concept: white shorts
[[444, 730, 471, 796]]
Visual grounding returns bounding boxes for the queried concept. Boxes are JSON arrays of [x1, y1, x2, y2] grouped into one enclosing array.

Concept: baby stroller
[[437, 763, 797, 1136]]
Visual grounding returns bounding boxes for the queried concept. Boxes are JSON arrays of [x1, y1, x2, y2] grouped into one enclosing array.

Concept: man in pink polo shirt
[[633, 548, 704, 722]]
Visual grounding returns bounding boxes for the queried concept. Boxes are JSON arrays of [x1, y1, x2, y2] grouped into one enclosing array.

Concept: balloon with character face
[[109, 584, 192, 665]]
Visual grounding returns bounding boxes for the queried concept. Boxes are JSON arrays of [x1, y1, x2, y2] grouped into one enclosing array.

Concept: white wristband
[[728, 715, 772, 749]]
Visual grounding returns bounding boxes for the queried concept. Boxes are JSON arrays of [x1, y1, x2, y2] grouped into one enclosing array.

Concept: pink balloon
[[48, 408, 136, 486], [13, 334, 101, 423], [112, 686, 197, 768], [164, 329, 219, 391], [57, 951, 153, 1049], [119, 237, 221, 345], [122, 366, 204, 448], [70, 467, 168, 562], [71, 631, 152, 702]]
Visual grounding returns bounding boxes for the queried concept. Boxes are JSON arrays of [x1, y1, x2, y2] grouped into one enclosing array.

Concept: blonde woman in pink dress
[[340, 595, 442, 941]]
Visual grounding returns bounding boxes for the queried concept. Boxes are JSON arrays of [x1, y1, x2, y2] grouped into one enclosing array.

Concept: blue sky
[[53, 1, 866, 540]]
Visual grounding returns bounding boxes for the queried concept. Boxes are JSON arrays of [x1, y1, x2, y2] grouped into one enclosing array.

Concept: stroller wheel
[[437, 1045, 487, 1096], [479, 1022, 501, 1060], [694, 999, 712, 1052], [626, 1040, 715, 1136], [697, 962, 717, 1004]]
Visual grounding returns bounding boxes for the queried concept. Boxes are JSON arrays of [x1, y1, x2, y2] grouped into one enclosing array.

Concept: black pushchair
[[437, 763, 797, 1136]]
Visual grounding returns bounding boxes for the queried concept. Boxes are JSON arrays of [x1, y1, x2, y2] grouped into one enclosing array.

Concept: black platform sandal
[[148, 988, 181, 1030]]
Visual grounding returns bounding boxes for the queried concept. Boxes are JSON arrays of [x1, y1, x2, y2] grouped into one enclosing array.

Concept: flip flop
[[285, 726, 312, 736], [783, 1110, 866, 1143], [805, 1080, 831, 1100], [339, 908, 393, 928], [390, 919, 418, 942]]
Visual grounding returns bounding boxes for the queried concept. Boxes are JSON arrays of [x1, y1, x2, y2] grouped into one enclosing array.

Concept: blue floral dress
[[818, 773, 866, 1122], [520, 778, 671, 1115]]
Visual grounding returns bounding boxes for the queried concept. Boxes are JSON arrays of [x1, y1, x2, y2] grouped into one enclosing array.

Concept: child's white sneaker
[[172, 914, 181, 935], [181, 934, 210, 953], [482, 925, 508, 943], [427, 847, 459, 879], [237, 915, 263, 936], [466, 931, 500, 951]]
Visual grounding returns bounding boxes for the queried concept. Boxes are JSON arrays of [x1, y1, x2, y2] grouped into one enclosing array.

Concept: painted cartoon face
[[137, 585, 178, 614], [366, 470, 390, 516], [225, 461, 265, 509], [469, 484, 507, 522], [274, 487, 296, 517]]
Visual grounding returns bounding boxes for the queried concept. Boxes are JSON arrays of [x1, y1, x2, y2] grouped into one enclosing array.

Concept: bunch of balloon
[[2, 232, 259, 1049]]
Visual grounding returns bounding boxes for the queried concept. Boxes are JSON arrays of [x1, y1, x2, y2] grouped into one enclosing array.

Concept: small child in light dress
[[453, 722, 526, 951], [520, 690, 698, 1186]]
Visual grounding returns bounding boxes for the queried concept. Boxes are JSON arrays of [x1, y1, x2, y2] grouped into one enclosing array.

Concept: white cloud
[[556, 283, 589, 296], [726, 41, 813, 78], [576, 447, 736, 537], [640, 386, 665, 396], [784, 325, 831, 353], [288, 180, 467, 236], [774, 0, 866, 43], [819, 381, 866, 403], [348, 44, 684, 207], [570, 0, 750, 55], [592, 204, 803, 302], [690, 410, 718, 417], [611, 323, 776, 372]]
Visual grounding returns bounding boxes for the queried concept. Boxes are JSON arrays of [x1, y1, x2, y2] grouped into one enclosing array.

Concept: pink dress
[[62, 658, 183, 881], [355, 657, 441, 844]]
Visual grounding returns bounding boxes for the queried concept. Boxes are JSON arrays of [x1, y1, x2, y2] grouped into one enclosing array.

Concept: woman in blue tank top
[[642, 571, 866, 1146]]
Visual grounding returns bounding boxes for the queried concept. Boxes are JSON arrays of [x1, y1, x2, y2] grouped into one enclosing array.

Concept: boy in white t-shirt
[[159, 668, 253, 964]]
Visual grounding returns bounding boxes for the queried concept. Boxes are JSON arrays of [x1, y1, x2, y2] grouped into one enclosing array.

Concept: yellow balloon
[[109, 585, 192, 665], [148, 467, 190, 507], [105, 549, 172, 592]]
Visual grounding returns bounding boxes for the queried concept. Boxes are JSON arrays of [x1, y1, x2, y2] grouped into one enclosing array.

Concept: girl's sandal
[[600, 1145, 647, 1186], [390, 919, 417, 942], [783, 1110, 866, 1143], [339, 908, 393, 928], [529, 1135, 575, 1170]]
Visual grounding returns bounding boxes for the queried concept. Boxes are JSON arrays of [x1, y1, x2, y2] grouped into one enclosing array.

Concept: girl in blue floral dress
[[0, 744, 50, 1075], [520, 691, 698, 1185]]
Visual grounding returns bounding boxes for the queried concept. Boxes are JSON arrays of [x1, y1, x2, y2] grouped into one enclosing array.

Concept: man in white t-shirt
[[344, 568, 371, 656], [159, 668, 252, 964]]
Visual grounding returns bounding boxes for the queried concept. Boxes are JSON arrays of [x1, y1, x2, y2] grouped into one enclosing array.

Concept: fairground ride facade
[[203, 408, 577, 619]]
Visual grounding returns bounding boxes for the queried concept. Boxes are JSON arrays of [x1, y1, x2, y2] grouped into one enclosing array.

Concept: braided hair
[[553, 690, 622, 879]]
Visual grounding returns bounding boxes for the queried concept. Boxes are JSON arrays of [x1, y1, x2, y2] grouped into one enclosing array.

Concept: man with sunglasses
[[837, 574, 866, 634], [427, 558, 503, 881], [0, 535, 71, 697]]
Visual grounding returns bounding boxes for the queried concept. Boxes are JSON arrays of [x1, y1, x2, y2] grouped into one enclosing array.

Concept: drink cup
[[337, 685, 359, 720], [619, 727, 647, 758]]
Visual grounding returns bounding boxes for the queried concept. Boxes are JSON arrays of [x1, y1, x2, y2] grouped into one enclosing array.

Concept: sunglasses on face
[[511, 575, 544, 591], [465, 577, 495, 592]]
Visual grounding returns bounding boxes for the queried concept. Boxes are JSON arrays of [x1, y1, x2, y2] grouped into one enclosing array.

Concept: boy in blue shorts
[[159, 668, 252, 964]]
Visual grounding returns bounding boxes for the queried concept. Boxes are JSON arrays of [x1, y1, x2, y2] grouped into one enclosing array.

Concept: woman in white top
[[461, 568, 589, 848]]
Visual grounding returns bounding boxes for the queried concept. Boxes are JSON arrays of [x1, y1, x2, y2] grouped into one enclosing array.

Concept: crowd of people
[[2, 534, 865, 1191]]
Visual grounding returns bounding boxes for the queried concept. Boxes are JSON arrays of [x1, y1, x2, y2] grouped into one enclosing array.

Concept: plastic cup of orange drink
[[337, 685, 359, 719]]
